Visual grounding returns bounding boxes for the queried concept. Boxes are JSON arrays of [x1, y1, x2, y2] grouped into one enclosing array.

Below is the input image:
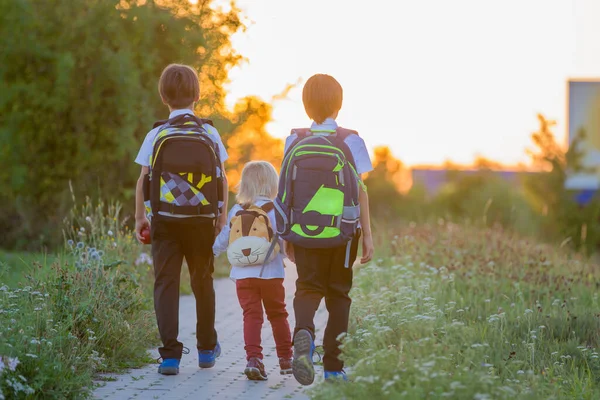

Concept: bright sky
[[222, 0, 600, 167]]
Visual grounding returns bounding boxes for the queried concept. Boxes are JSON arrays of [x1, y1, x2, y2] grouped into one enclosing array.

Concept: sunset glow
[[223, 0, 600, 167]]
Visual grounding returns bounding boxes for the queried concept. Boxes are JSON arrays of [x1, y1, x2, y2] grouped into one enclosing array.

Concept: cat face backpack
[[227, 202, 280, 276]]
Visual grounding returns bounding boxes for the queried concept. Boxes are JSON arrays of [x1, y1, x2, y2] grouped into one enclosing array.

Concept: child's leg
[[151, 219, 185, 360], [260, 278, 292, 360], [322, 234, 361, 372], [236, 278, 265, 360], [292, 246, 330, 338], [180, 220, 217, 351]]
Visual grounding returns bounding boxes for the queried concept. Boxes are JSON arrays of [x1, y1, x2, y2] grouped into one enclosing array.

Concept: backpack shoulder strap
[[335, 127, 359, 140], [152, 115, 214, 129], [152, 119, 169, 129], [291, 128, 311, 140]]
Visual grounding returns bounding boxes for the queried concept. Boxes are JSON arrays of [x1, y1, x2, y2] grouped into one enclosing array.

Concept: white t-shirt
[[283, 118, 373, 175], [213, 197, 285, 281], [135, 109, 229, 167]]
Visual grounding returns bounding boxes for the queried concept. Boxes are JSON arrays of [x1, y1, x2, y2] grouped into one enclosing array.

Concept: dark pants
[[293, 232, 360, 372], [151, 217, 217, 360], [236, 278, 293, 360]]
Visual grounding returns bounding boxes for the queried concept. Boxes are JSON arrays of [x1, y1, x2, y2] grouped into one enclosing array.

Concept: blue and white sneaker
[[198, 342, 221, 368], [158, 358, 180, 375], [292, 329, 315, 386], [324, 370, 348, 382]]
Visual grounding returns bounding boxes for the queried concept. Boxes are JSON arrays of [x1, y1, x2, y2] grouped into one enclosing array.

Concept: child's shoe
[[279, 357, 293, 375], [244, 357, 268, 381], [324, 370, 348, 382], [198, 342, 221, 369], [157, 358, 180, 375], [292, 329, 315, 385]]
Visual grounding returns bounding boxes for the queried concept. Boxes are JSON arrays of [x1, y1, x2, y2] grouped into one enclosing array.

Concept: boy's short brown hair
[[158, 64, 200, 109], [302, 74, 343, 124]]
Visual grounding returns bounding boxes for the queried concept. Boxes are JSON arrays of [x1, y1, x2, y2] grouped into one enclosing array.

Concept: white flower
[[107, 230, 114, 236], [25, 354, 38, 359], [8, 357, 19, 371], [30, 339, 41, 345], [79, 227, 85, 232], [85, 216, 92, 223]]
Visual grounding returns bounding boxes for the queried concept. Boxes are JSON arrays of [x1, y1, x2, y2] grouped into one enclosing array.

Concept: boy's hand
[[135, 217, 150, 244], [284, 241, 295, 263], [215, 217, 226, 236], [360, 234, 374, 264]]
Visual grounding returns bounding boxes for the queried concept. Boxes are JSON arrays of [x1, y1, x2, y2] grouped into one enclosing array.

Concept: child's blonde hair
[[236, 161, 279, 207]]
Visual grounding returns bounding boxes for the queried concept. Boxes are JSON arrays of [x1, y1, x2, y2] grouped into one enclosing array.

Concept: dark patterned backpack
[[142, 113, 223, 219]]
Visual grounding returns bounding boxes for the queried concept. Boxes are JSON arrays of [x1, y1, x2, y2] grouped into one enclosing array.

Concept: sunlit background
[[220, 0, 600, 167]]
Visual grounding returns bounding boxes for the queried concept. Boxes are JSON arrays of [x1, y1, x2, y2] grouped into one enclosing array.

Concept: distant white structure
[[564, 79, 600, 191]]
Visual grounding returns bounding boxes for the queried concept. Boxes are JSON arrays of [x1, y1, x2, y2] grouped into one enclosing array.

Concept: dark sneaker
[[292, 329, 315, 385], [244, 357, 268, 381], [198, 342, 221, 369], [279, 357, 293, 375], [324, 370, 348, 382], [157, 358, 180, 375]]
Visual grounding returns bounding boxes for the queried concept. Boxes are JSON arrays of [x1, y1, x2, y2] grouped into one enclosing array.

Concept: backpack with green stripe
[[142, 113, 223, 219], [275, 127, 361, 266]]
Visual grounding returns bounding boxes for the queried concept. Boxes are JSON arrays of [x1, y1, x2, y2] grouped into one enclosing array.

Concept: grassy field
[[312, 221, 600, 400], [3, 199, 599, 398]]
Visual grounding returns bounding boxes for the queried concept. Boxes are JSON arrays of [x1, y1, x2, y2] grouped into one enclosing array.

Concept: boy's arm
[[135, 166, 150, 243], [358, 176, 374, 264], [216, 163, 228, 235]]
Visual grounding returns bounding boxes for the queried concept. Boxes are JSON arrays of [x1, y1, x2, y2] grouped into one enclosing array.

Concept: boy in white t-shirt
[[284, 74, 375, 385], [134, 64, 229, 375]]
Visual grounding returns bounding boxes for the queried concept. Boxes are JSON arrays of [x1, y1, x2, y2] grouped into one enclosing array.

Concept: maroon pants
[[236, 278, 293, 360]]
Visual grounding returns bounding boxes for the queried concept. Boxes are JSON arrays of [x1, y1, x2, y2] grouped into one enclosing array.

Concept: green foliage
[[313, 223, 600, 400], [0, 0, 251, 250], [0, 199, 156, 399]]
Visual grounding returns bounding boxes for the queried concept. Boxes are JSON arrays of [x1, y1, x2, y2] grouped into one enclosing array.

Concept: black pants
[[293, 232, 360, 371], [151, 216, 217, 360]]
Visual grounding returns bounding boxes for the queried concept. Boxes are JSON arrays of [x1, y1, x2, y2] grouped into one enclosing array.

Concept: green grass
[[312, 222, 600, 400], [0, 250, 59, 286]]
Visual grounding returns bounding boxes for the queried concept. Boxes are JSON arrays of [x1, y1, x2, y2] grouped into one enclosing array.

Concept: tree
[[0, 0, 272, 249]]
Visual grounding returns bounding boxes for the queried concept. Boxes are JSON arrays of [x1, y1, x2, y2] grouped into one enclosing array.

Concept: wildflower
[[30, 339, 41, 345], [76, 242, 84, 249], [67, 239, 74, 247], [90, 253, 100, 261], [80, 227, 85, 232], [517, 370, 525, 375], [25, 354, 38, 359], [107, 230, 114, 236], [85, 216, 92, 223], [8, 357, 19, 371]]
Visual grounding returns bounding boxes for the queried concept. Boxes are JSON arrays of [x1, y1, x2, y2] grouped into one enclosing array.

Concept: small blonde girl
[[213, 161, 293, 380]]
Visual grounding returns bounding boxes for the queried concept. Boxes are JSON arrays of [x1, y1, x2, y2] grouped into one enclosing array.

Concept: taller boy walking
[[277, 74, 375, 385], [134, 64, 229, 375]]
